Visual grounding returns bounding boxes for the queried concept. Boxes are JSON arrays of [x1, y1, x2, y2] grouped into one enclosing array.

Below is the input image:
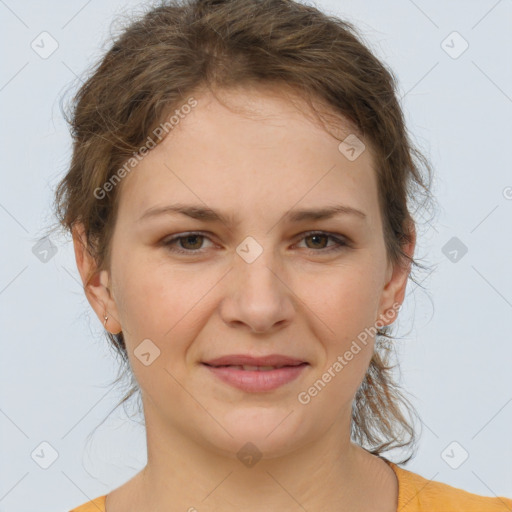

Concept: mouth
[[202, 354, 308, 368], [201, 356, 309, 392], [202, 363, 307, 371]]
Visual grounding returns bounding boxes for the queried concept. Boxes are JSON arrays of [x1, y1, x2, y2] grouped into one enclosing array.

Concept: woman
[[54, 0, 511, 510]]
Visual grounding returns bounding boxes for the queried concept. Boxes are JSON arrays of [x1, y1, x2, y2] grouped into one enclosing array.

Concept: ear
[[377, 219, 416, 326], [72, 223, 122, 334]]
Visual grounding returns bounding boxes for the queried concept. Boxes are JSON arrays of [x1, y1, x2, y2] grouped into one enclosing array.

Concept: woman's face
[[78, 85, 412, 459]]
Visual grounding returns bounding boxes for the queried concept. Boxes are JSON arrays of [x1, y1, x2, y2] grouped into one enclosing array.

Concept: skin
[[74, 84, 415, 511]]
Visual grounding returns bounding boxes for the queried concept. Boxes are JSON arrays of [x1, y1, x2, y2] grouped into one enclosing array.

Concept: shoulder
[[68, 494, 107, 512], [388, 462, 512, 511]]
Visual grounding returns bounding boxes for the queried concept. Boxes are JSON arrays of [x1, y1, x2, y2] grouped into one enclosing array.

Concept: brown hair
[[51, 0, 436, 463]]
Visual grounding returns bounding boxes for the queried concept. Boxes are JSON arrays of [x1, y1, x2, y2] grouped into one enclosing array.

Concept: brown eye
[[297, 231, 348, 253], [178, 234, 204, 250], [162, 232, 214, 254], [304, 233, 329, 249]]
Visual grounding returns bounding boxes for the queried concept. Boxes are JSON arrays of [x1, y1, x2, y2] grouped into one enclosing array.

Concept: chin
[[202, 407, 313, 461]]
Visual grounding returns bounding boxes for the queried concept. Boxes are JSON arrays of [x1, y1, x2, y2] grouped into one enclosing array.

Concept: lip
[[203, 354, 306, 367], [203, 363, 308, 392], [201, 354, 309, 393]]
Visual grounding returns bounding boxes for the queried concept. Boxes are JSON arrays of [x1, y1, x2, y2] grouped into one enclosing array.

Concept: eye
[[295, 231, 348, 253], [161, 230, 348, 256], [162, 232, 214, 254]]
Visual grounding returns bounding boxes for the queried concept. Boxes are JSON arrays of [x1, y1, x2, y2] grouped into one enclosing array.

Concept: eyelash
[[161, 231, 349, 255]]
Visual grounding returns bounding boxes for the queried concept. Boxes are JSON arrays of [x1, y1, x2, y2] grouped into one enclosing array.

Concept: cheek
[[300, 290, 375, 414], [304, 263, 382, 337], [112, 255, 216, 352], [298, 265, 379, 391], [112, 263, 211, 394]]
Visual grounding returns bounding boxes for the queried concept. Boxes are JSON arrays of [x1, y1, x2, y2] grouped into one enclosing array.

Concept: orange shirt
[[69, 461, 512, 511]]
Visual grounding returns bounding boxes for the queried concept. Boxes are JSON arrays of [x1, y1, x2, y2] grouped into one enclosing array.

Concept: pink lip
[[203, 363, 308, 392], [201, 354, 309, 392], [203, 354, 306, 367]]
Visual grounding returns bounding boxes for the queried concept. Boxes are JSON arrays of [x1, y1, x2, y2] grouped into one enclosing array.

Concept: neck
[[110, 402, 397, 512]]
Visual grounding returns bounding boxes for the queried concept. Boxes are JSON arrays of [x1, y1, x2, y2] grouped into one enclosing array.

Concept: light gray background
[[1, 0, 511, 510]]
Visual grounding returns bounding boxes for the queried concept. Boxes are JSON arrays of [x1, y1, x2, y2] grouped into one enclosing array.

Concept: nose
[[219, 241, 295, 334]]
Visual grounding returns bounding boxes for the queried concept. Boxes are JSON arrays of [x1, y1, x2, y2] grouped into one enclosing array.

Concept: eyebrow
[[137, 203, 367, 225]]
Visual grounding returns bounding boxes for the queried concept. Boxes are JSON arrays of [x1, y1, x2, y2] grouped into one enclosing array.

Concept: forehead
[[115, 85, 380, 227]]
